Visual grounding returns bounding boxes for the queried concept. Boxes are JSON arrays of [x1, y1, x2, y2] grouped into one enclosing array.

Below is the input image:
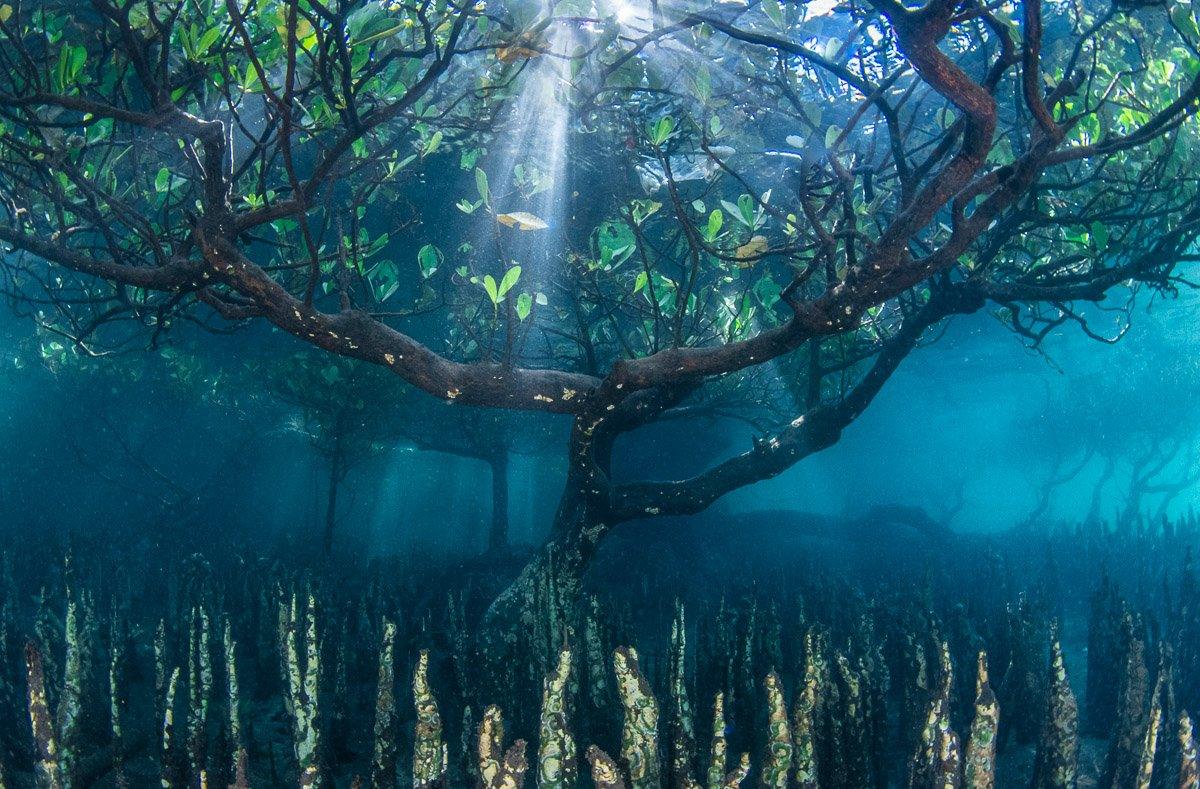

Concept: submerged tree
[[267, 349, 558, 552], [1024, 330, 1200, 526], [8, 337, 264, 534], [270, 354, 395, 554], [3, 0, 1200, 647]]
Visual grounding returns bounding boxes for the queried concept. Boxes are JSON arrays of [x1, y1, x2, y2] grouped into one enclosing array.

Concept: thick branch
[[608, 290, 979, 520], [0, 226, 198, 290], [200, 233, 599, 413]]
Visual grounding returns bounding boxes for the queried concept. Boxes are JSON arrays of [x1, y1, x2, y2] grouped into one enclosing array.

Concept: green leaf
[[737, 194, 755, 227], [69, 45, 86, 77], [197, 27, 221, 56], [824, 126, 840, 149], [369, 259, 400, 302], [417, 244, 440, 277], [754, 276, 782, 310], [423, 130, 443, 155], [762, 0, 784, 28], [155, 168, 171, 193], [498, 265, 522, 298], [704, 209, 723, 242], [515, 292, 532, 320], [482, 274, 500, 304], [649, 116, 675, 146], [348, 4, 403, 47], [475, 168, 490, 204], [460, 147, 483, 170], [631, 199, 662, 225], [242, 65, 261, 92], [633, 271, 648, 293], [692, 67, 712, 104], [352, 17, 406, 47], [1172, 5, 1200, 39]]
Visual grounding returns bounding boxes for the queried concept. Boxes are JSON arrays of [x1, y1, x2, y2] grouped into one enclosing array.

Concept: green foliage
[[720, 193, 768, 231]]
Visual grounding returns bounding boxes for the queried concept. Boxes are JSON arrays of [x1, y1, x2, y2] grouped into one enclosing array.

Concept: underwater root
[[12, 620, 1191, 788], [2, 517, 1200, 786], [1, 600, 1189, 787]]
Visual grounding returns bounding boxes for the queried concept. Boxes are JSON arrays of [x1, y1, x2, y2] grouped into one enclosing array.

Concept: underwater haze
[[3, 0, 1200, 785]]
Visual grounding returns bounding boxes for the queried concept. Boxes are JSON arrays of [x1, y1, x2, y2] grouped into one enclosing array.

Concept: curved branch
[[0, 226, 198, 290], [199, 232, 599, 413], [607, 289, 979, 520]]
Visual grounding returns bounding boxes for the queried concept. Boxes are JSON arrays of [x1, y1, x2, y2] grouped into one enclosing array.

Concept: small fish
[[496, 45, 541, 63], [735, 235, 769, 266], [763, 150, 808, 161], [495, 211, 549, 230], [635, 147, 737, 194]]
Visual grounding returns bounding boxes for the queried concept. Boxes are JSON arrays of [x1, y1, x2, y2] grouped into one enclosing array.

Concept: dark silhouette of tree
[[266, 351, 559, 552], [1025, 332, 1200, 525], [16, 342, 263, 533]]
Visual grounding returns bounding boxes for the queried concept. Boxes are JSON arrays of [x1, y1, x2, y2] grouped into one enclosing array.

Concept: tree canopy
[[3, 0, 1200, 616]]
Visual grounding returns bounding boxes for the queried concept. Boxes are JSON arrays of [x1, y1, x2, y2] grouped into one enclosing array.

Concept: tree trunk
[[488, 452, 510, 553], [322, 449, 342, 555], [479, 451, 610, 670], [477, 391, 690, 675]]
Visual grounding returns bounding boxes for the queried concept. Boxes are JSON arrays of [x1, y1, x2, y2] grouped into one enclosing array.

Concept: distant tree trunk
[[1088, 456, 1116, 524], [1120, 438, 1183, 527], [488, 452, 510, 553], [1150, 458, 1200, 522], [322, 437, 343, 555], [1023, 448, 1094, 528]]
